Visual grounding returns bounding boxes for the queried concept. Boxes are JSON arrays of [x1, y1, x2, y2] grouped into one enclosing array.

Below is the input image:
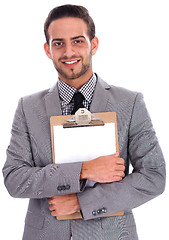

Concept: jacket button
[[65, 184, 70, 190], [62, 185, 66, 190], [57, 186, 63, 191], [97, 209, 102, 214], [92, 210, 97, 216], [101, 208, 107, 213]]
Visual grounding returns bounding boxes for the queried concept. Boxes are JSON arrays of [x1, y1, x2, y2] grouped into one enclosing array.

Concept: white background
[[0, 0, 168, 239]]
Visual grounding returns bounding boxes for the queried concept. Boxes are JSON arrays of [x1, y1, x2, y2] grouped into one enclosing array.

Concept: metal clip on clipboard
[[63, 108, 105, 128]]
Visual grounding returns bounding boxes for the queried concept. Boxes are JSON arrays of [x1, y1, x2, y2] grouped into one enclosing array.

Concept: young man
[[3, 4, 165, 240]]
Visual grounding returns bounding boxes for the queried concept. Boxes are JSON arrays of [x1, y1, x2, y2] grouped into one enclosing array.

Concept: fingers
[[114, 160, 125, 179], [112, 176, 123, 182], [109, 170, 125, 182], [111, 153, 125, 165], [48, 199, 52, 205], [48, 195, 62, 205], [115, 164, 125, 172], [116, 158, 125, 165], [111, 153, 125, 180], [114, 170, 125, 178], [51, 211, 57, 217], [49, 204, 55, 211], [48, 198, 58, 216], [48, 198, 55, 210]]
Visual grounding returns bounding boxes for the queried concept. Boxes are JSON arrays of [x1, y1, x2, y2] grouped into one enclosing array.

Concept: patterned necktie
[[71, 92, 85, 114]]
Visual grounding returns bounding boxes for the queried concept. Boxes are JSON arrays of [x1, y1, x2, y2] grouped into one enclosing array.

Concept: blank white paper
[[53, 122, 116, 164]]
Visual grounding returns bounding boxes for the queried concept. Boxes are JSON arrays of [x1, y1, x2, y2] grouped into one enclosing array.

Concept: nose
[[64, 43, 75, 59]]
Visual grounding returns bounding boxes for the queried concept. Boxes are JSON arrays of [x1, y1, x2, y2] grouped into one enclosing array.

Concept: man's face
[[44, 17, 98, 86]]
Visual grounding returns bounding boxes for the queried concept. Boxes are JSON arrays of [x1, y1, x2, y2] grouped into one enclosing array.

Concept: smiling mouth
[[62, 59, 80, 66], [64, 60, 78, 64]]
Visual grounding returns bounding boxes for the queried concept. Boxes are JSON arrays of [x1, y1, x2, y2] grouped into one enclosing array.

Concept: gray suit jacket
[[3, 75, 166, 240]]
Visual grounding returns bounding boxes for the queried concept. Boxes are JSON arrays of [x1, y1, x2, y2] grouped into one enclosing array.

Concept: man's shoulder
[[97, 75, 139, 101], [21, 84, 57, 105], [109, 84, 139, 101]]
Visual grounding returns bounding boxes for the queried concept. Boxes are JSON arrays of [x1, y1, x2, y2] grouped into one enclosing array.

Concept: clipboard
[[50, 109, 124, 220]]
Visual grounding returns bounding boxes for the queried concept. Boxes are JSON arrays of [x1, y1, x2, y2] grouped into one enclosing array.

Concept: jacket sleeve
[[77, 93, 166, 220], [2, 98, 85, 199]]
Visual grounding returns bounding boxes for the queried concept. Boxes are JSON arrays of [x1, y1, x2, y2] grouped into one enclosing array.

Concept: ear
[[91, 36, 99, 56], [44, 42, 52, 59]]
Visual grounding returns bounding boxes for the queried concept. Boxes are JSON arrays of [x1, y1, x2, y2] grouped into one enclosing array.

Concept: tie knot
[[73, 92, 85, 104]]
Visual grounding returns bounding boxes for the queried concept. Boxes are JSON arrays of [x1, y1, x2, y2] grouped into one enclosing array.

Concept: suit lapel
[[90, 75, 111, 113], [44, 83, 62, 118], [32, 83, 61, 165]]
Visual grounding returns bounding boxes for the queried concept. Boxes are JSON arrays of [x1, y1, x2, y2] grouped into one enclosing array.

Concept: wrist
[[80, 161, 90, 180]]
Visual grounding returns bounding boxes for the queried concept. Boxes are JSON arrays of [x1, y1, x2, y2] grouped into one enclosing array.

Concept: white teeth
[[65, 60, 78, 64]]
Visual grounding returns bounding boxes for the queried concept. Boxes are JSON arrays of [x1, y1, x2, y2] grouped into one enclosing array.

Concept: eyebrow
[[71, 35, 86, 40], [52, 35, 86, 43]]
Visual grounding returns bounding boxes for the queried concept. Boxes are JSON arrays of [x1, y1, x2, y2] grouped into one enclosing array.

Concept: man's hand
[[48, 194, 81, 217], [80, 152, 125, 183]]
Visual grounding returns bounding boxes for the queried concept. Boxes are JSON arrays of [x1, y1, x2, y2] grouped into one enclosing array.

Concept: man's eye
[[74, 40, 83, 44], [54, 42, 64, 47]]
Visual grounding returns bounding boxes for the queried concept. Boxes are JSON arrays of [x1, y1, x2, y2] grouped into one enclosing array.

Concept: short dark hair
[[44, 4, 95, 44]]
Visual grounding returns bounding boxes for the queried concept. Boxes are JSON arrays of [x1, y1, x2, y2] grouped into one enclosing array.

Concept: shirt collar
[[58, 74, 97, 104], [58, 79, 76, 104]]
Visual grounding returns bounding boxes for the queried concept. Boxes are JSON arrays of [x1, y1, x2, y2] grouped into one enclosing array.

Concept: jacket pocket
[[25, 211, 45, 230]]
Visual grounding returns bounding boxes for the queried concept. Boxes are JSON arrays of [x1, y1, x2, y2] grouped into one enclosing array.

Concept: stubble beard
[[53, 53, 92, 80]]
